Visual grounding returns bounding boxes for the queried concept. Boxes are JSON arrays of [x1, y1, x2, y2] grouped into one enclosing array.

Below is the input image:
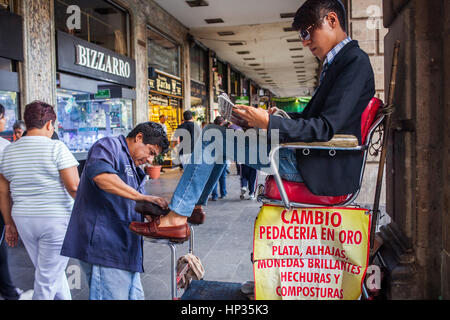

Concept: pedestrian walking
[[0, 104, 23, 300], [0, 101, 80, 300], [240, 164, 258, 200]]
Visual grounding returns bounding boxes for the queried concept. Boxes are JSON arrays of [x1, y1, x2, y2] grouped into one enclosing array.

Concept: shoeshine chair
[[255, 97, 386, 299], [144, 223, 198, 300], [258, 97, 384, 209]]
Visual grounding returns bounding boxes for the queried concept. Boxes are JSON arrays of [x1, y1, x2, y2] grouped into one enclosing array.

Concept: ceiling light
[[186, 0, 209, 7], [249, 63, 261, 66], [280, 13, 296, 19], [236, 51, 250, 55], [293, 61, 304, 64], [205, 18, 224, 24], [291, 56, 303, 58], [228, 42, 245, 46], [243, 58, 256, 61], [254, 68, 265, 71], [287, 39, 301, 43], [218, 31, 235, 36], [289, 48, 302, 51], [283, 27, 295, 32]]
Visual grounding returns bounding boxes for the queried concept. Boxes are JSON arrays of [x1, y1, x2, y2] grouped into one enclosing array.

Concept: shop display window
[[54, 0, 130, 56], [148, 94, 181, 167], [148, 94, 180, 141], [147, 27, 180, 77], [0, 90, 18, 141], [0, 57, 12, 72], [56, 89, 133, 152], [0, 0, 13, 11], [190, 44, 207, 84]]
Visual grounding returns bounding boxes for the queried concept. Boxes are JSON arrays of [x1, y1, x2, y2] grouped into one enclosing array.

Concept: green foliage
[[152, 154, 164, 166]]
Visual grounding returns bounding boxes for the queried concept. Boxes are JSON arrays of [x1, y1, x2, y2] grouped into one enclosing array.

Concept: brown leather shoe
[[187, 207, 206, 225], [129, 220, 190, 243]]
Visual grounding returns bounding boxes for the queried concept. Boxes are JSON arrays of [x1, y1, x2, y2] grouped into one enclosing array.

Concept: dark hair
[[183, 110, 193, 121], [24, 101, 57, 130], [213, 116, 224, 125], [292, 0, 347, 33], [13, 120, 26, 130], [0, 103, 5, 117], [127, 122, 169, 154]]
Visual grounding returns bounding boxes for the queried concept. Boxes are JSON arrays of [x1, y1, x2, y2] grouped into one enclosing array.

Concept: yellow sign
[[253, 205, 371, 300]]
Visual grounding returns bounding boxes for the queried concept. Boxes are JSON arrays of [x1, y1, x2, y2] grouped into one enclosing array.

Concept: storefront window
[[217, 60, 227, 93], [0, 90, 18, 140], [56, 89, 133, 152], [0, 0, 13, 11], [0, 57, 11, 72], [190, 44, 207, 84], [54, 0, 130, 56], [148, 27, 180, 77], [148, 94, 181, 141], [230, 70, 241, 96]]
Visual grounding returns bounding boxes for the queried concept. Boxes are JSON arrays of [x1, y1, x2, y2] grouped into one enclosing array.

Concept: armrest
[[280, 135, 361, 149]]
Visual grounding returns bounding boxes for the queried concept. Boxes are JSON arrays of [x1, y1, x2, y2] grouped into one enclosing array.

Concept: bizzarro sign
[[75, 45, 131, 78], [57, 31, 136, 87]]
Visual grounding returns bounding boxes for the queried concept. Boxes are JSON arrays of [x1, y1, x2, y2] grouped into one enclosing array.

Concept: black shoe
[[0, 287, 23, 300], [135, 201, 170, 217]]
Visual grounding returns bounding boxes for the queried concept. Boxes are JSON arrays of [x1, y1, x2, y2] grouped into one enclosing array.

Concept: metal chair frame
[[257, 113, 386, 211], [255, 111, 386, 301], [144, 225, 196, 300]]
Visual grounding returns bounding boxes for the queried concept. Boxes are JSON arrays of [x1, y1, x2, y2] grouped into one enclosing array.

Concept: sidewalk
[[3, 166, 390, 300], [4, 167, 264, 300]]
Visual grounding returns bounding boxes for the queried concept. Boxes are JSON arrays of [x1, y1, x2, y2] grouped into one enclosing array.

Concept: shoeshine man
[[61, 122, 169, 300], [129, 0, 375, 241]]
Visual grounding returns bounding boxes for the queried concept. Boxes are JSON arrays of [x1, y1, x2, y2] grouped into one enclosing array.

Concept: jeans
[[211, 164, 228, 199], [80, 261, 144, 300], [169, 124, 303, 217]]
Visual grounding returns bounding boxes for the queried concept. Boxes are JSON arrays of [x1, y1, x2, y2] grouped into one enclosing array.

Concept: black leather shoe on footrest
[[135, 201, 170, 217]]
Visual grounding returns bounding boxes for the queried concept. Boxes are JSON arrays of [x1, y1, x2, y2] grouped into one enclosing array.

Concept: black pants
[[240, 164, 258, 194], [0, 214, 18, 296]]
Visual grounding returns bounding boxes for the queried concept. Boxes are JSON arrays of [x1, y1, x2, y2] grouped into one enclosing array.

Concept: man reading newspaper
[[129, 0, 375, 241]]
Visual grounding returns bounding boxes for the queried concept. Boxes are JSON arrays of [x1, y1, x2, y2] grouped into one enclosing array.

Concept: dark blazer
[[268, 40, 375, 196]]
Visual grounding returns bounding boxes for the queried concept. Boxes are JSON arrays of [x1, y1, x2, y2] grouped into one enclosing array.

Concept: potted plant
[[146, 154, 164, 179]]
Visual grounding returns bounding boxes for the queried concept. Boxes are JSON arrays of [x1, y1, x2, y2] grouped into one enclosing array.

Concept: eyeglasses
[[298, 14, 328, 42]]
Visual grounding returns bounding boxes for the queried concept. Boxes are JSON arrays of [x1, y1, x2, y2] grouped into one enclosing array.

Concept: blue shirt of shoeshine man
[[61, 135, 146, 273]]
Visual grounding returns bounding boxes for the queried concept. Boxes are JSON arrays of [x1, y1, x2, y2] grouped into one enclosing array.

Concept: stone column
[[182, 42, 191, 111], [19, 0, 56, 106], [131, 8, 149, 125], [347, 0, 388, 207], [383, 0, 449, 299]]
